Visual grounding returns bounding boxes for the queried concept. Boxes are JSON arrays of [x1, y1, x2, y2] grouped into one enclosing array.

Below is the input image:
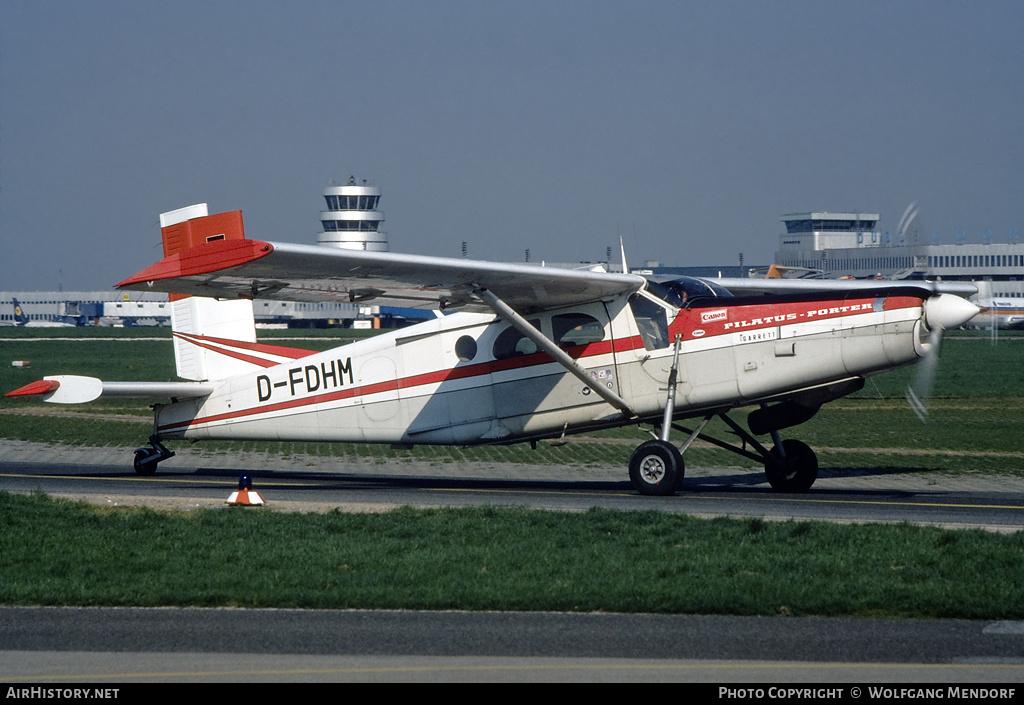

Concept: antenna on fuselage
[[619, 236, 629, 274]]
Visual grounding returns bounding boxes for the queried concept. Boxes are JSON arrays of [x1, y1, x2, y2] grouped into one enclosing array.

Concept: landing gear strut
[[626, 412, 820, 496], [132, 436, 175, 475], [629, 335, 686, 496]]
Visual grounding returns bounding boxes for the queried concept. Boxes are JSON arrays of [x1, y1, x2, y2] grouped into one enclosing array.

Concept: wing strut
[[473, 288, 637, 419]]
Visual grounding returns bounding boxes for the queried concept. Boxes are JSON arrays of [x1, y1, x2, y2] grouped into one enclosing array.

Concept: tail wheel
[[765, 439, 818, 493], [133, 448, 159, 476], [629, 440, 684, 496], [132, 436, 174, 476]]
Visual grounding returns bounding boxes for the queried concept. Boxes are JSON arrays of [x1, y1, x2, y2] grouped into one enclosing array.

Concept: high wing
[[113, 202, 974, 311], [116, 239, 647, 313]]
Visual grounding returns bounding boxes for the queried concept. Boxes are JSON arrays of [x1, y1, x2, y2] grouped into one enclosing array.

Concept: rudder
[[160, 204, 258, 382]]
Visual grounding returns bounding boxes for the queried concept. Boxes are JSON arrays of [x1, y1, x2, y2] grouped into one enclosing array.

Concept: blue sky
[[2, 0, 1022, 291]]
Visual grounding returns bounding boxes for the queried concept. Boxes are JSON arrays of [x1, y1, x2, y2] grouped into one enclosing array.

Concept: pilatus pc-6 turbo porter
[[6, 204, 979, 495]]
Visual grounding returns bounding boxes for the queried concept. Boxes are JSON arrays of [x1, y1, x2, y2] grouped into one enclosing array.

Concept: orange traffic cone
[[226, 474, 265, 506]]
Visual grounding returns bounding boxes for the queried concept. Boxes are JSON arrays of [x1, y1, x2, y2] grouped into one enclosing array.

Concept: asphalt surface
[[2, 439, 1024, 530], [2, 440, 1024, 683], [2, 607, 1024, 683]]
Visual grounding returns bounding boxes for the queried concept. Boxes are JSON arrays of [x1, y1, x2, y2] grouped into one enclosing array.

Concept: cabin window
[[628, 294, 670, 350], [492, 320, 541, 360], [552, 313, 604, 348], [455, 335, 478, 362]]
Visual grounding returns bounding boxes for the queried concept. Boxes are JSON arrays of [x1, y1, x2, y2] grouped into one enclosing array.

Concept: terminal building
[[0, 291, 370, 329], [773, 211, 1024, 300], [0, 292, 166, 327]]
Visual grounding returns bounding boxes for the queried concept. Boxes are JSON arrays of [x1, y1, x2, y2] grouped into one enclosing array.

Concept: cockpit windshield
[[644, 277, 733, 308]]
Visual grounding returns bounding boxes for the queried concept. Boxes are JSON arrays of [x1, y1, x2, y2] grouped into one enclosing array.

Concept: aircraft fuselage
[[154, 287, 926, 446]]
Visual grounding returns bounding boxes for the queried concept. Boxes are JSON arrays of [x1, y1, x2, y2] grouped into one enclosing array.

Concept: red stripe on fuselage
[[674, 294, 920, 338]]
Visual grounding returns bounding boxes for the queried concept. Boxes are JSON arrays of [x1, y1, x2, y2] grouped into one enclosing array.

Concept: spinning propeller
[[906, 293, 980, 421]]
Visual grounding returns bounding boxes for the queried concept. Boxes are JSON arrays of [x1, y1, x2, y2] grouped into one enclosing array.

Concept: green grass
[[854, 331, 1024, 399], [2, 492, 1023, 618]]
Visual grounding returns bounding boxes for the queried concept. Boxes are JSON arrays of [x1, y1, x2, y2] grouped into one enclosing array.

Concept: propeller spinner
[[907, 294, 980, 421]]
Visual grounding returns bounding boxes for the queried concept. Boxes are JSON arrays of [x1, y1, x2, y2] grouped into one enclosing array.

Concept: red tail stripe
[[173, 332, 316, 360]]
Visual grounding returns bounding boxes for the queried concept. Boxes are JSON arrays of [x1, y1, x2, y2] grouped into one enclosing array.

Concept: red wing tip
[[116, 239, 274, 288], [6, 379, 61, 397]]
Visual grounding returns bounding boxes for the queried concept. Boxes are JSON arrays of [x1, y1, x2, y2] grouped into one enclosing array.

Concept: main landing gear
[[629, 439, 685, 496], [629, 334, 689, 496], [627, 412, 819, 496], [132, 436, 175, 476]]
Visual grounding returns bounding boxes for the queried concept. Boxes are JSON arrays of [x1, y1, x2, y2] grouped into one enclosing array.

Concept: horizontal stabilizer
[[5, 375, 215, 404]]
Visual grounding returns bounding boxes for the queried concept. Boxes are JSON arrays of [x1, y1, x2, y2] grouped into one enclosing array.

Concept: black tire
[[133, 448, 159, 476], [765, 439, 818, 493], [629, 440, 684, 496]]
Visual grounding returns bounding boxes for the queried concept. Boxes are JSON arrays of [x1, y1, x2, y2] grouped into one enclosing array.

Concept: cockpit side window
[[645, 277, 732, 308], [628, 294, 671, 350], [552, 313, 605, 348]]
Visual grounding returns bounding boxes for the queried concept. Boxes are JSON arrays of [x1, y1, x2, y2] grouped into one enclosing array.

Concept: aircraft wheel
[[133, 448, 159, 476], [765, 439, 818, 493], [629, 440, 684, 496]]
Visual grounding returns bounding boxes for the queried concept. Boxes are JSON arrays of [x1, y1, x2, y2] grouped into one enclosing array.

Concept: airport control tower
[[317, 176, 388, 251]]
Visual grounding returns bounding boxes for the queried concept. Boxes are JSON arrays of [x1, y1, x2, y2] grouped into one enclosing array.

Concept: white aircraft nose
[[923, 293, 980, 331]]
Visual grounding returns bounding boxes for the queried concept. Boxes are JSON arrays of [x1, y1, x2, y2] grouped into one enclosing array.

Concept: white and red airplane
[[6, 203, 979, 495], [966, 297, 1024, 330]]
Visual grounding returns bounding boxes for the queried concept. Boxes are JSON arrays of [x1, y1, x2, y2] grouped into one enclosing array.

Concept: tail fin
[[12, 299, 28, 325], [160, 204, 258, 382]]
